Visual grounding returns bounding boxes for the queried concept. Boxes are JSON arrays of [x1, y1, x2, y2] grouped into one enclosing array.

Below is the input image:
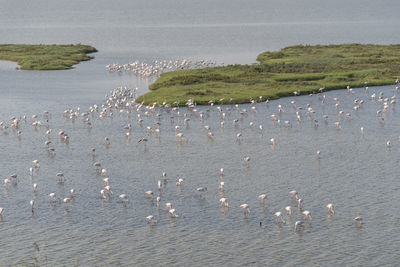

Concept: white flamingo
[[240, 204, 250, 216]]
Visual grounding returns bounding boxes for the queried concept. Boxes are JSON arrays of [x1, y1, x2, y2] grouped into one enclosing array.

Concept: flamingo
[[294, 221, 305, 231], [104, 185, 113, 195], [70, 189, 75, 199], [289, 190, 299, 201], [158, 180, 162, 191], [165, 203, 172, 210], [146, 215, 158, 224], [326, 203, 334, 215], [63, 198, 71, 208], [176, 178, 184, 186], [258, 194, 267, 204], [49, 193, 56, 202], [119, 194, 128, 203], [30, 200, 35, 213], [303, 210, 312, 221], [243, 156, 250, 166], [386, 140, 391, 149], [196, 187, 207, 193], [219, 182, 225, 191], [169, 209, 179, 218], [285, 206, 292, 216], [354, 216, 363, 226], [274, 211, 285, 224], [270, 138, 275, 146], [298, 199, 304, 210], [220, 198, 229, 207], [240, 204, 250, 216], [105, 137, 110, 145]]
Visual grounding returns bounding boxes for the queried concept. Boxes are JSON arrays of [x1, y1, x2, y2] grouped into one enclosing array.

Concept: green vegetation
[[0, 44, 97, 70], [137, 44, 400, 105]]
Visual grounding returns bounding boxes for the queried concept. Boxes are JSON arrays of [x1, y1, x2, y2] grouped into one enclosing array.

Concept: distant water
[[1, 0, 400, 265], [1, 0, 400, 111]]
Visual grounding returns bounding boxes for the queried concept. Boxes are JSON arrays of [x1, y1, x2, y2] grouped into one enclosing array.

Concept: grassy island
[[137, 44, 400, 105], [0, 44, 97, 70]]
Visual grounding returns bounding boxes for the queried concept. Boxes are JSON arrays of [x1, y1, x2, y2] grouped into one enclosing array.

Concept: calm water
[[1, 0, 400, 266]]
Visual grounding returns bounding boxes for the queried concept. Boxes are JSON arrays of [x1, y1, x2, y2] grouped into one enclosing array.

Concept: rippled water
[[1, 85, 400, 266], [1, 0, 400, 265]]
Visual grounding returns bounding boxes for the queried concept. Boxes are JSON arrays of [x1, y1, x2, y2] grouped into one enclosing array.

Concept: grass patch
[[138, 44, 400, 105], [0, 44, 97, 70]]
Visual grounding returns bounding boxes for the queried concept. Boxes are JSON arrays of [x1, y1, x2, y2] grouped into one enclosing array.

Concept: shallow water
[[1, 0, 400, 266], [1, 86, 400, 266]]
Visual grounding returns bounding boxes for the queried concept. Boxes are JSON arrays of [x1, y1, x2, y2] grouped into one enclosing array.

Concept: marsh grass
[[0, 44, 97, 70], [138, 44, 400, 105]]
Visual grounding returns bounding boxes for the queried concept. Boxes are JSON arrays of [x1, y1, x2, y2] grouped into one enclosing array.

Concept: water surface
[[1, 0, 400, 265]]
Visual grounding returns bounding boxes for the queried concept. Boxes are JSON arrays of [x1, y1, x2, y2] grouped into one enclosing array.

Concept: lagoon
[[1, 0, 400, 265]]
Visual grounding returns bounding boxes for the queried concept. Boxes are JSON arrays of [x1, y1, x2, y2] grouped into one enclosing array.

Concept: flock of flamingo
[[106, 58, 217, 78], [2, 80, 399, 233]]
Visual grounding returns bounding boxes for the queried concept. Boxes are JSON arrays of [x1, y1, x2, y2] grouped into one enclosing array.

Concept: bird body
[[70, 188, 75, 198], [196, 187, 207, 192], [146, 215, 158, 224], [274, 211, 285, 224], [258, 194, 267, 205], [354, 216, 363, 225], [30, 200, 35, 212], [326, 203, 334, 215], [285, 206, 292, 215], [240, 204, 249, 209], [240, 204, 250, 216], [220, 198, 229, 207], [169, 209, 178, 217], [219, 182, 225, 190], [104, 186, 113, 195], [303, 210, 312, 221], [289, 190, 299, 200], [294, 221, 304, 231], [298, 198, 304, 210], [158, 180, 162, 190]]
